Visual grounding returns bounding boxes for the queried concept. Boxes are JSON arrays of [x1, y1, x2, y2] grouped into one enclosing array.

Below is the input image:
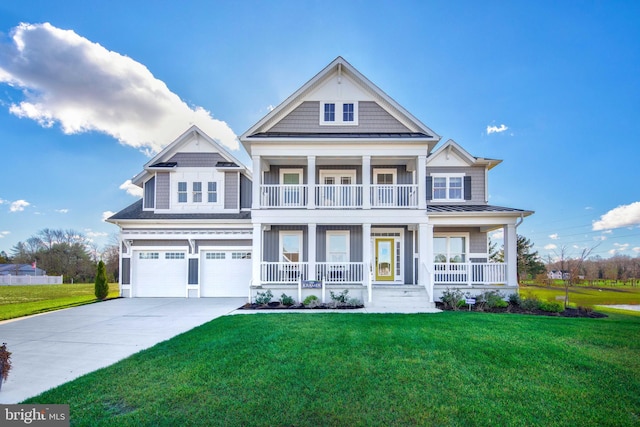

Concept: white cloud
[[0, 22, 239, 154], [486, 124, 508, 135], [55, 208, 69, 214], [633, 247, 640, 254], [9, 199, 30, 212], [544, 244, 557, 250], [592, 201, 640, 230], [490, 229, 504, 240], [102, 211, 116, 222], [86, 230, 108, 238], [549, 233, 559, 240], [267, 105, 275, 112], [0, 231, 10, 238], [119, 180, 143, 197]]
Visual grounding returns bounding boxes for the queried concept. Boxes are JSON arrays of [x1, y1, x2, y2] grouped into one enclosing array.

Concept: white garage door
[[132, 250, 188, 297], [200, 250, 252, 297]]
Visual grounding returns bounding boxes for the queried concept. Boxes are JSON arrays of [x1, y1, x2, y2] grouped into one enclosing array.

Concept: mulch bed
[[239, 302, 365, 310], [435, 302, 607, 318]]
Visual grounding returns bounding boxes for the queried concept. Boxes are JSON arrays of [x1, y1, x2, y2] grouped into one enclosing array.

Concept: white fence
[[433, 262, 507, 285], [0, 275, 64, 285]]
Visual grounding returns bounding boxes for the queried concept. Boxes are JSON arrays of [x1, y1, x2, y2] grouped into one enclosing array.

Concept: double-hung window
[[178, 182, 187, 203], [324, 103, 335, 122], [431, 174, 465, 201], [343, 103, 354, 122], [193, 182, 202, 203], [321, 102, 358, 125], [208, 182, 217, 203]]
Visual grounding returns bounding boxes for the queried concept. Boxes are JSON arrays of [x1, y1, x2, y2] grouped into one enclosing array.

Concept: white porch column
[[362, 155, 371, 209], [252, 155, 261, 209], [307, 155, 316, 210], [308, 223, 317, 280], [417, 155, 427, 210], [418, 223, 434, 302], [362, 223, 372, 302], [505, 224, 518, 286], [251, 224, 262, 295]]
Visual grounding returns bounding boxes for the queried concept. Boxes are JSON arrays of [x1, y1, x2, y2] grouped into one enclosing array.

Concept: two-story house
[[108, 57, 532, 306]]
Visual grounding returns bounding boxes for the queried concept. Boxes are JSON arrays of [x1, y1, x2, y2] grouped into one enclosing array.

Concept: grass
[[24, 312, 640, 426], [520, 283, 640, 307], [0, 283, 120, 321]]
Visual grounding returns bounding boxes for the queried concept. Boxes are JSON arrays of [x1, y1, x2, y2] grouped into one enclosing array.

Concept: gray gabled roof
[[107, 200, 251, 222], [427, 204, 533, 215]]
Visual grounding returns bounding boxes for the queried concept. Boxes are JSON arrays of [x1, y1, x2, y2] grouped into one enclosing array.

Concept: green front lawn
[[521, 284, 640, 307], [25, 312, 640, 426], [0, 283, 119, 320]]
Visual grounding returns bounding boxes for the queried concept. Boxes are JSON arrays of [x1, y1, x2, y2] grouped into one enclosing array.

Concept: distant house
[[108, 57, 534, 306], [548, 270, 570, 280], [0, 264, 47, 276]]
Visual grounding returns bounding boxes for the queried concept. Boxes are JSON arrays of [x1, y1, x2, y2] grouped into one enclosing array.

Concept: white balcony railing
[[315, 185, 363, 208], [370, 184, 418, 207], [259, 184, 418, 208], [261, 262, 309, 283], [316, 262, 364, 283], [434, 262, 507, 285]]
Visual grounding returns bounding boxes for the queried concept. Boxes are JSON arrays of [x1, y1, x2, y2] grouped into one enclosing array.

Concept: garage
[[132, 250, 188, 297], [200, 250, 252, 297]]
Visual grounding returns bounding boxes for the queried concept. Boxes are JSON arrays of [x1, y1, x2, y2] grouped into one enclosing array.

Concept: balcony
[[259, 184, 418, 209]]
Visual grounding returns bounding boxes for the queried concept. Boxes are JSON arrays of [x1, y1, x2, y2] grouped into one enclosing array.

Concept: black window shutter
[[426, 176, 433, 201], [464, 176, 472, 200]]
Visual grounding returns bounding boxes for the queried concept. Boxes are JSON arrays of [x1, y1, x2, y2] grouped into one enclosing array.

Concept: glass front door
[[375, 238, 394, 281]]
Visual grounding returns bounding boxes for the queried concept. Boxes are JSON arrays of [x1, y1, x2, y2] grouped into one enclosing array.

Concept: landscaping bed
[[242, 289, 364, 310], [239, 301, 364, 310], [435, 302, 607, 318]]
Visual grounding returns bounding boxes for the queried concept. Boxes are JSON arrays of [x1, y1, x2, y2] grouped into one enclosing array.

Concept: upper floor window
[[193, 182, 202, 203], [178, 182, 187, 203], [321, 102, 358, 125], [324, 103, 335, 122], [208, 182, 218, 203], [431, 174, 465, 201]]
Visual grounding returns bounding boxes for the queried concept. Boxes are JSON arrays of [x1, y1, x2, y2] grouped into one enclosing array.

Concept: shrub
[[347, 297, 363, 307], [330, 290, 349, 305], [508, 293, 521, 306], [255, 289, 273, 305], [476, 290, 507, 310], [520, 296, 541, 312], [0, 342, 11, 389], [280, 293, 295, 306], [539, 301, 564, 313], [94, 260, 109, 300], [440, 288, 465, 311], [303, 295, 319, 306]]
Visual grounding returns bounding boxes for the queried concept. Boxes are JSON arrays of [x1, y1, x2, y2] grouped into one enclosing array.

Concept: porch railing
[[260, 262, 309, 283], [315, 185, 363, 208], [316, 262, 364, 283], [259, 184, 418, 208], [434, 262, 507, 285]]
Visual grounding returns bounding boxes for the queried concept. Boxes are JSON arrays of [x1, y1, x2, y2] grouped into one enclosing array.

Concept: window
[[327, 231, 349, 262], [193, 182, 202, 203], [208, 182, 217, 203], [343, 103, 354, 121], [232, 252, 252, 260], [324, 103, 335, 122], [178, 182, 187, 203], [280, 169, 303, 206], [280, 231, 302, 263], [434, 236, 467, 263], [139, 252, 159, 259], [321, 101, 358, 125], [165, 252, 185, 259], [431, 174, 464, 201], [206, 252, 225, 260]]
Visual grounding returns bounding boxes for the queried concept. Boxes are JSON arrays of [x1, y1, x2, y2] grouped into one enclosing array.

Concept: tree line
[[2, 228, 119, 283]]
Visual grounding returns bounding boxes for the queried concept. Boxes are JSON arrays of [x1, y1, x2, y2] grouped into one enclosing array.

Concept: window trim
[[177, 181, 187, 203], [326, 230, 350, 263], [430, 173, 465, 201], [192, 182, 202, 203], [320, 101, 358, 126], [207, 181, 218, 203], [433, 233, 469, 263], [279, 231, 303, 263]]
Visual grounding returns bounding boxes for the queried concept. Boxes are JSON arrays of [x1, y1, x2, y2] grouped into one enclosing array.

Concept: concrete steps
[[367, 285, 437, 311]]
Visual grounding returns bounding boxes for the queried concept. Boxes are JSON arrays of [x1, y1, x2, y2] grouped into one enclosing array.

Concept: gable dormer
[[426, 140, 501, 204], [132, 126, 251, 214], [241, 57, 440, 148]]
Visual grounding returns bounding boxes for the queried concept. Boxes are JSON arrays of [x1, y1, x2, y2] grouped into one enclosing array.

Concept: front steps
[[367, 285, 438, 312]]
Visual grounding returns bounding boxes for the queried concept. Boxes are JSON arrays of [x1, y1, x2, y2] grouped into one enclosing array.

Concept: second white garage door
[[200, 250, 252, 297]]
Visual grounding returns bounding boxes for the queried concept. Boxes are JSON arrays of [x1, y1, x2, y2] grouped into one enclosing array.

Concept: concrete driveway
[[0, 297, 245, 403]]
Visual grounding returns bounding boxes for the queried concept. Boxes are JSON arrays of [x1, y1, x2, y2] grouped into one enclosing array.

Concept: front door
[[375, 238, 394, 281]]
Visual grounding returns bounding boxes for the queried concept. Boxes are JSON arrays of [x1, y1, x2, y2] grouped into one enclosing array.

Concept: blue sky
[[0, 0, 639, 261]]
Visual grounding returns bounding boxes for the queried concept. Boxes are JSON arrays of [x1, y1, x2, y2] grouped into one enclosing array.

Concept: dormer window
[[430, 173, 468, 201], [321, 102, 358, 125]]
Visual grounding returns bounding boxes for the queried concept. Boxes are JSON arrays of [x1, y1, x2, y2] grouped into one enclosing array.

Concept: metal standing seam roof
[[248, 132, 433, 139], [427, 204, 531, 214], [107, 200, 251, 221]]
